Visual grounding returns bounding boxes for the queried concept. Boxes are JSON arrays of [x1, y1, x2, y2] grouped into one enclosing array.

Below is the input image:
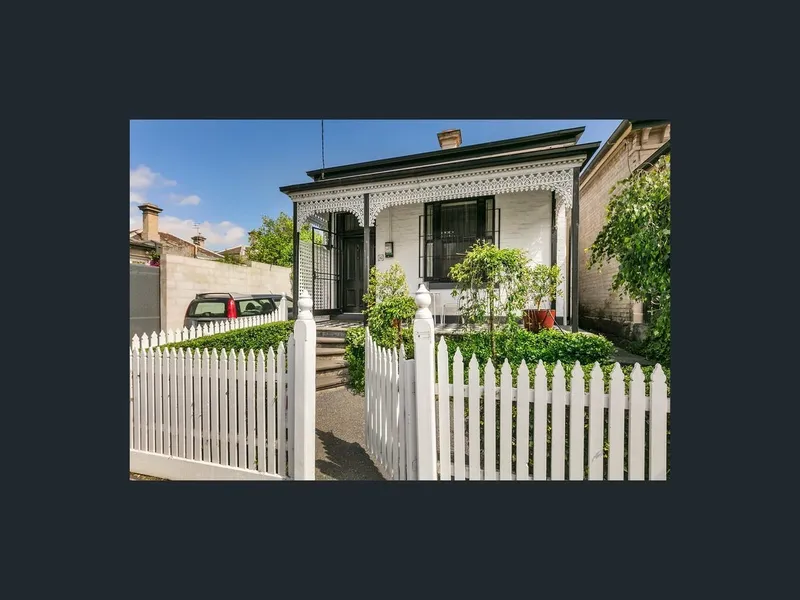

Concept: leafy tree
[[216, 254, 247, 266], [588, 154, 670, 363], [363, 264, 416, 350], [449, 241, 530, 360], [246, 212, 313, 268]]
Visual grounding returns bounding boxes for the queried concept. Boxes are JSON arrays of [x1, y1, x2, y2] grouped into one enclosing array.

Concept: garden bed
[[344, 325, 669, 395]]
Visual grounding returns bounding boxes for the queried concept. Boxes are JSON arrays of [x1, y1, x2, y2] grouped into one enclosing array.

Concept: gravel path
[[315, 387, 384, 481]]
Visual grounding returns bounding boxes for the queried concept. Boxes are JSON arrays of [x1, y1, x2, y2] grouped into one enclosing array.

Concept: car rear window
[[238, 298, 277, 316], [188, 301, 226, 317]]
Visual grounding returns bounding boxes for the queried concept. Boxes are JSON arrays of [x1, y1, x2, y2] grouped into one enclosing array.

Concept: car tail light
[[226, 298, 236, 319]]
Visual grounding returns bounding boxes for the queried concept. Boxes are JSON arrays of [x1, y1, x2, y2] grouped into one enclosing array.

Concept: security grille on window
[[419, 197, 499, 282]]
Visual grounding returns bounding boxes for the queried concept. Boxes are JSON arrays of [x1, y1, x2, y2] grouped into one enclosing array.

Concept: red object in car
[[226, 298, 237, 318]]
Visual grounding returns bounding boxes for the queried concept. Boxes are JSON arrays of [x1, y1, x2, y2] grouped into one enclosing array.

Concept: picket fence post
[[292, 290, 316, 480], [279, 293, 288, 321], [413, 284, 437, 480]]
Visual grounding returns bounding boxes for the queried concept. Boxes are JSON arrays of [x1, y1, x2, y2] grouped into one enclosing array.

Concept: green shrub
[[344, 325, 663, 395], [446, 328, 614, 367], [345, 264, 417, 392], [162, 321, 294, 354], [344, 327, 367, 392], [363, 264, 416, 350], [464, 360, 670, 396], [345, 325, 414, 393]]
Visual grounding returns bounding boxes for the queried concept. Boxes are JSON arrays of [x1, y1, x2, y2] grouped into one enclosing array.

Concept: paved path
[[315, 387, 384, 481], [611, 345, 656, 366]]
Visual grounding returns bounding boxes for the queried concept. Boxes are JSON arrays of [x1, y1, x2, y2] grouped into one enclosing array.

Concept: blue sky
[[130, 119, 622, 250]]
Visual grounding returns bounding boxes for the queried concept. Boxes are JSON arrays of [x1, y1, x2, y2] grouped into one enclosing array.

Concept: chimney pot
[[138, 203, 162, 242], [191, 235, 206, 248], [437, 129, 462, 150]]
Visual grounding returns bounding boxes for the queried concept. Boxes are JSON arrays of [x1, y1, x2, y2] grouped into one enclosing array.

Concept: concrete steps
[[316, 335, 349, 391]]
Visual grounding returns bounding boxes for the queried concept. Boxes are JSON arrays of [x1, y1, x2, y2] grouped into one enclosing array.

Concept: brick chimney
[[191, 234, 206, 248], [437, 129, 462, 150], [138, 203, 162, 242]]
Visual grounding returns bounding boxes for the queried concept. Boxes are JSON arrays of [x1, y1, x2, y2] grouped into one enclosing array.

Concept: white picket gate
[[130, 291, 315, 481], [131, 294, 288, 351], [364, 330, 418, 480], [364, 285, 672, 481]]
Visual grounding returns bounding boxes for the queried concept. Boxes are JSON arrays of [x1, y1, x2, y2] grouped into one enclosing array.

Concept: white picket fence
[[131, 296, 288, 351], [364, 329, 417, 480], [130, 291, 316, 481], [365, 285, 672, 481]]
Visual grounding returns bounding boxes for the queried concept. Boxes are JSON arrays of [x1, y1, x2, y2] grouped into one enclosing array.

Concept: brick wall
[[159, 254, 291, 331], [578, 123, 669, 339]]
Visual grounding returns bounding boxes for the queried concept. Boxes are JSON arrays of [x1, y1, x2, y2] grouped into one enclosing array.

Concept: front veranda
[[285, 155, 588, 331]]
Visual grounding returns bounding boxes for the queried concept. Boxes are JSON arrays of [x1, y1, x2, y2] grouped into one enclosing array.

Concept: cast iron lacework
[[368, 167, 574, 225], [291, 159, 579, 229], [295, 194, 365, 231]]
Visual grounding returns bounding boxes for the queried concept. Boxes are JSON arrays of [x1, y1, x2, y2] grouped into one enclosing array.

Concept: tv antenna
[[193, 222, 202, 236], [320, 119, 325, 179]]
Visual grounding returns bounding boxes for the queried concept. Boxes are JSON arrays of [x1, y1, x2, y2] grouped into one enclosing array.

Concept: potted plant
[[148, 250, 161, 267], [522, 264, 563, 331]]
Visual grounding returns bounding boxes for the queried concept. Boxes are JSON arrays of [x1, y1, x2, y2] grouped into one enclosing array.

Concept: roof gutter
[[579, 120, 632, 189], [281, 142, 600, 195]]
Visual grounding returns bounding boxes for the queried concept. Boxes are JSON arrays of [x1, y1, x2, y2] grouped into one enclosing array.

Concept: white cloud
[[169, 193, 202, 205], [160, 215, 247, 248], [128, 164, 242, 250], [129, 204, 247, 250], [130, 164, 176, 190]]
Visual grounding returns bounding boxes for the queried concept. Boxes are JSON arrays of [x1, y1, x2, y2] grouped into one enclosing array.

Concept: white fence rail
[[130, 291, 315, 481], [131, 294, 288, 351], [364, 285, 671, 481]]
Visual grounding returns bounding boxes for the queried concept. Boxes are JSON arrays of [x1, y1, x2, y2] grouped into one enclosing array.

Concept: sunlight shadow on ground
[[315, 429, 385, 481]]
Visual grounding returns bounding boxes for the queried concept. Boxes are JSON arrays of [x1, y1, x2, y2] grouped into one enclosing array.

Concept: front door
[[342, 237, 364, 312]]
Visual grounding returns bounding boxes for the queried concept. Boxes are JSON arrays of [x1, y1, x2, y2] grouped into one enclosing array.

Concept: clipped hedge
[[447, 328, 614, 366], [162, 321, 294, 354], [343, 326, 644, 394]]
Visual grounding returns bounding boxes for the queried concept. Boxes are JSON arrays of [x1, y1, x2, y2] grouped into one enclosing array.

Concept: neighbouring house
[[578, 120, 671, 341], [220, 245, 248, 259], [280, 126, 601, 330], [129, 203, 223, 264]]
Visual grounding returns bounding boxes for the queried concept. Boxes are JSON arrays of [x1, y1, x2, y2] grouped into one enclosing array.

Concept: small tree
[[449, 241, 529, 359], [363, 264, 416, 349], [588, 154, 670, 363], [523, 264, 563, 329], [246, 212, 314, 267]]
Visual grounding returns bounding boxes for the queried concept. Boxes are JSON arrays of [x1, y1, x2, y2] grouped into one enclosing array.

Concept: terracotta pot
[[523, 309, 556, 331]]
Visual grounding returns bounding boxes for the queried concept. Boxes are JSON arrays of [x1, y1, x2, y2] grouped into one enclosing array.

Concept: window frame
[[420, 196, 498, 283]]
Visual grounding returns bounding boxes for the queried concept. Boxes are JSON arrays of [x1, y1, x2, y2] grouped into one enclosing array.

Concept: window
[[188, 301, 226, 317], [419, 197, 499, 282]]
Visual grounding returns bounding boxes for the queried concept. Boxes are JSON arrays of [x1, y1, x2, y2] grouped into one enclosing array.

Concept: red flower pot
[[523, 309, 556, 331]]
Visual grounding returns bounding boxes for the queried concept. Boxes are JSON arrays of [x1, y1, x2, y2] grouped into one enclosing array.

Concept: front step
[[316, 327, 349, 339], [316, 337, 349, 391], [317, 371, 348, 391], [317, 347, 346, 357]]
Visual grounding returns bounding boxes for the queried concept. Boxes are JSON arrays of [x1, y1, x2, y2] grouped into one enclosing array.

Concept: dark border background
[[28, 10, 770, 592]]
